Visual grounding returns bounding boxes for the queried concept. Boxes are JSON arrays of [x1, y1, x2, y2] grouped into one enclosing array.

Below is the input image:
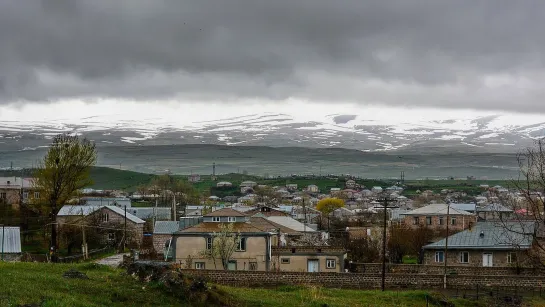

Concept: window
[[426, 216, 432, 225], [23, 192, 29, 200], [108, 233, 116, 241], [206, 237, 213, 250], [435, 251, 444, 263], [326, 259, 336, 269], [0, 192, 5, 199], [281, 258, 290, 264], [412, 217, 419, 225], [228, 217, 236, 222], [101, 213, 109, 223], [438, 216, 444, 225], [507, 252, 517, 264], [212, 217, 220, 222], [195, 262, 205, 270], [236, 237, 247, 251], [451, 217, 457, 225], [459, 251, 469, 263], [249, 262, 258, 271], [34, 191, 40, 199]]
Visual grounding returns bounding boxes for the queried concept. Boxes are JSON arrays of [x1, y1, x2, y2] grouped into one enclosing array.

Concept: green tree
[[33, 134, 97, 260], [200, 223, 241, 270]]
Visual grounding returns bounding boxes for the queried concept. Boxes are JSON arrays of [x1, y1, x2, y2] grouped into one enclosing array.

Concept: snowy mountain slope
[[1, 107, 545, 153]]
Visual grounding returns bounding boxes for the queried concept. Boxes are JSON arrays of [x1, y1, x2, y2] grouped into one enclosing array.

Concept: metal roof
[[450, 203, 476, 212], [82, 197, 132, 208], [0, 226, 22, 253], [130, 207, 171, 220], [57, 205, 145, 224], [477, 203, 513, 213], [401, 204, 474, 216], [266, 216, 317, 232], [423, 222, 535, 250], [153, 221, 179, 234]]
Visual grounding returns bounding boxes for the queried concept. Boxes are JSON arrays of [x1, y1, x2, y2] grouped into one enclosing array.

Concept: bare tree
[[495, 139, 545, 267], [199, 223, 241, 270], [33, 134, 97, 260]]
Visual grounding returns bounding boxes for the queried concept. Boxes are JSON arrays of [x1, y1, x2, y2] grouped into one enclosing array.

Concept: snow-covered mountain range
[[1, 108, 545, 153]]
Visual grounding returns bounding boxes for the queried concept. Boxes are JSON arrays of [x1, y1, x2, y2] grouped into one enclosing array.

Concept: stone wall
[[350, 263, 543, 276], [184, 269, 545, 289]]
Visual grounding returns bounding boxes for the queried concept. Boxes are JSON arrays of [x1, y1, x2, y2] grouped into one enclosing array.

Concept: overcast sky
[[1, 1, 544, 113]]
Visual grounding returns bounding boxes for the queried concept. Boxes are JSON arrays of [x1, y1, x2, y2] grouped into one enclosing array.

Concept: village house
[[0, 177, 38, 208], [476, 203, 514, 221], [152, 221, 179, 259], [57, 205, 145, 245], [306, 185, 319, 193], [401, 203, 476, 231], [422, 222, 535, 267], [216, 181, 233, 188], [0, 226, 22, 261], [172, 208, 338, 272], [188, 174, 201, 183]]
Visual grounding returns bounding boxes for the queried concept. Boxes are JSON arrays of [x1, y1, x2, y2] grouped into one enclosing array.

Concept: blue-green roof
[[423, 222, 535, 250]]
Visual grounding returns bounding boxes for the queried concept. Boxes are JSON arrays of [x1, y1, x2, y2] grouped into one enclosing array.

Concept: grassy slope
[[0, 262, 180, 307]]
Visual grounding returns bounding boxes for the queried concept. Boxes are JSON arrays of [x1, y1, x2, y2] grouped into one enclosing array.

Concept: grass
[[0, 262, 180, 307], [402, 255, 418, 264]]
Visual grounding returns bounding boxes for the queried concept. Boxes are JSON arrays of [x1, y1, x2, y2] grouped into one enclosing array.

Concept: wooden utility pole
[[123, 205, 127, 252], [80, 209, 88, 260], [443, 204, 450, 289], [377, 194, 395, 292]]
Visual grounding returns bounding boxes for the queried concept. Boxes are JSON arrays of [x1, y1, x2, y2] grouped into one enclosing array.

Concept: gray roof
[[57, 205, 145, 224], [402, 204, 473, 216], [0, 226, 22, 253], [266, 216, 317, 232], [129, 207, 171, 220], [450, 203, 476, 212], [82, 197, 132, 208], [424, 222, 535, 250], [477, 203, 513, 213], [153, 221, 180, 234]]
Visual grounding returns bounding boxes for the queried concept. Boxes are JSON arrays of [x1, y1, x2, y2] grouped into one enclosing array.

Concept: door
[[307, 260, 319, 272], [482, 253, 493, 267]]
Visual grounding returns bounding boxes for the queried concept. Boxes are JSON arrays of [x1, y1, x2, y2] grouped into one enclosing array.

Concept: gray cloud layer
[[1, 1, 544, 111]]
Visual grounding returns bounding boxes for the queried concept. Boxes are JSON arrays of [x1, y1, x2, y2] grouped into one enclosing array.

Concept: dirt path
[[95, 253, 128, 267]]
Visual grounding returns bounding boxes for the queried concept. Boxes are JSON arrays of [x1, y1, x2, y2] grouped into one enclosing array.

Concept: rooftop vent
[[479, 231, 484, 238], [6, 180, 10, 185]]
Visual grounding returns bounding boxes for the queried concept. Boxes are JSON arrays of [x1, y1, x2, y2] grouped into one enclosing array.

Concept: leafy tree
[[33, 134, 97, 260], [316, 198, 345, 215]]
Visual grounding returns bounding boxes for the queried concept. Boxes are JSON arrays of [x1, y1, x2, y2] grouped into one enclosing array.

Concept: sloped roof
[[178, 222, 266, 234], [424, 222, 535, 250], [154, 221, 180, 234], [245, 207, 289, 217], [401, 204, 473, 216], [57, 205, 144, 224], [82, 197, 132, 208], [450, 203, 476, 212], [0, 226, 21, 253], [130, 207, 171, 220], [266, 216, 317, 232], [204, 208, 246, 217], [249, 217, 300, 234], [477, 203, 513, 213]]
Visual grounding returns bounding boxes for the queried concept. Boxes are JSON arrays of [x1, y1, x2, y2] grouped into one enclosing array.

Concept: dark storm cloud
[[1, 0, 544, 111]]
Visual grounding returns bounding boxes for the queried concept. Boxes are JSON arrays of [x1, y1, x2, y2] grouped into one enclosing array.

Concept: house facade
[[271, 246, 347, 273], [0, 177, 39, 208], [422, 222, 535, 267], [401, 204, 476, 231]]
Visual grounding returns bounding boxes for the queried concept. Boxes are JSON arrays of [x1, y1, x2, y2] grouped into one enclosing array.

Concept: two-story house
[[0, 177, 39, 208], [401, 203, 476, 231]]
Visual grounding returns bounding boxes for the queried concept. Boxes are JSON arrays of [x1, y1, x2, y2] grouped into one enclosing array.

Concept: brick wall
[[184, 269, 545, 289], [403, 214, 476, 231], [153, 234, 172, 254]]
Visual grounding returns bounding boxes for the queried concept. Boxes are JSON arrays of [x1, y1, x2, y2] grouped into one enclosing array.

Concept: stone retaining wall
[[184, 269, 545, 290], [350, 263, 543, 276]]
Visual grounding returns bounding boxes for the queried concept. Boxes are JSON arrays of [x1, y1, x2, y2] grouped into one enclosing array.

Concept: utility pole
[[1, 224, 5, 261], [81, 209, 88, 260], [377, 194, 395, 292], [302, 198, 307, 233], [123, 205, 127, 252], [171, 194, 177, 222], [443, 204, 450, 289]]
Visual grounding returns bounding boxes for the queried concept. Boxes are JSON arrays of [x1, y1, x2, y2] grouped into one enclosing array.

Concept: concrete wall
[[153, 234, 172, 254]]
